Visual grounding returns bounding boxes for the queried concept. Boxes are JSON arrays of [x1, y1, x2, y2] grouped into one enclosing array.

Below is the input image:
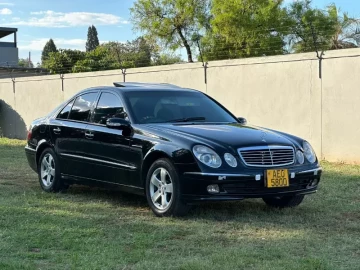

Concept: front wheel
[[145, 159, 191, 217], [262, 195, 305, 208], [38, 148, 68, 192]]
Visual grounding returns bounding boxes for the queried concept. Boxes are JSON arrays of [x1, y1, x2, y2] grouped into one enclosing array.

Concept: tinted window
[[92, 93, 126, 125], [57, 100, 74, 119], [123, 91, 236, 124], [68, 93, 98, 122]]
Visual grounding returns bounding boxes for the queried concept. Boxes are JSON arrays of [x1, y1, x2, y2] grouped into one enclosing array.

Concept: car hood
[[147, 123, 297, 150]]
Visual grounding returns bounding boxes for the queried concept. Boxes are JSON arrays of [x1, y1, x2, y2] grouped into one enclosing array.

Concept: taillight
[[27, 126, 32, 141]]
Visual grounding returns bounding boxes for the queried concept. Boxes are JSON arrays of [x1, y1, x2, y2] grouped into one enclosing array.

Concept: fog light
[[311, 179, 319, 186], [307, 179, 319, 188], [207, 184, 220, 194]]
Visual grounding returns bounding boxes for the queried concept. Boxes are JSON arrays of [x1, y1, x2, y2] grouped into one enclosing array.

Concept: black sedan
[[25, 82, 322, 216]]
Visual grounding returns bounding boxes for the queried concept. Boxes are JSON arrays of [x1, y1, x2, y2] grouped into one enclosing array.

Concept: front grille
[[238, 146, 295, 167]]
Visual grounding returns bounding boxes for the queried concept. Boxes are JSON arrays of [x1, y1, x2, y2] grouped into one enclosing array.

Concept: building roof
[[0, 27, 17, 39]]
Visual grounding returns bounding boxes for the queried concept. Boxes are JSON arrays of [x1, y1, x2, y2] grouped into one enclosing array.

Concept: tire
[[262, 195, 305, 209], [38, 148, 67, 193], [145, 158, 191, 217]]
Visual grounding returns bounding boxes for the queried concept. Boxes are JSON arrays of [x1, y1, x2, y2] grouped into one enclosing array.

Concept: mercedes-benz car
[[25, 82, 322, 216]]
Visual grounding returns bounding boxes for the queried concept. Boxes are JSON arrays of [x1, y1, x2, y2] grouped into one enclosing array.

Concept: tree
[[287, 1, 360, 53], [135, 37, 152, 67], [152, 52, 183, 65], [73, 46, 119, 73], [203, 0, 289, 60], [41, 39, 57, 63], [327, 4, 360, 50], [102, 37, 155, 68], [43, 49, 86, 74], [287, 0, 336, 53], [101, 42, 137, 69], [18, 58, 34, 68], [130, 0, 211, 63], [86, 25, 100, 52]]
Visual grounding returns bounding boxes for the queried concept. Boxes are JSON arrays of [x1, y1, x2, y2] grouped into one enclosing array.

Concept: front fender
[[143, 143, 195, 164], [141, 144, 199, 186]]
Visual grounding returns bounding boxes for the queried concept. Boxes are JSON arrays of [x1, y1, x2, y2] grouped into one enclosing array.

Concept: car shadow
[[54, 168, 355, 225], [0, 99, 27, 139], [66, 184, 318, 221], [67, 185, 149, 208]]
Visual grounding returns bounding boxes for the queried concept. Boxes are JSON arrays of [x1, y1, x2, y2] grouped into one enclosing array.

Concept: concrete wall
[[0, 48, 359, 163]]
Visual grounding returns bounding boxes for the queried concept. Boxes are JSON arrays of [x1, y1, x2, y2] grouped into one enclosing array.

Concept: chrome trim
[[238, 145, 295, 168], [60, 153, 137, 169], [297, 167, 322, 175], [25, 146, 36, 152], [184, 172, 252, 177]]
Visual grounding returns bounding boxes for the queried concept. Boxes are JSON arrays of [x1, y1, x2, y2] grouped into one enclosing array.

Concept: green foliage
[[73, 46, 121, 73], [41, 39, 57, 63], [152, 52, 183, 65], [18, 58, 34, 68], [287, 0, 336, 53], [1, 138, 360, 269], [42, 37, 157, 74], [130, 0, 211, 62], [136, 37, 152, 67], [326, 4, 360, 49], [43, 49, 86, 74], [86, 25, 100, 52], [287, 1, 359, 53], [202, 0, 288, 61], [129, 0, 359, 62]]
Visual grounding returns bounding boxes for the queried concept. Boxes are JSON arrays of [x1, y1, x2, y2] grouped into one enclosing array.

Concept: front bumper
[[181, 167, 322, 203]]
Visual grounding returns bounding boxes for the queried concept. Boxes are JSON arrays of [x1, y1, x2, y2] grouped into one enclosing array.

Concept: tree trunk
[[177, 28, 193, 62]]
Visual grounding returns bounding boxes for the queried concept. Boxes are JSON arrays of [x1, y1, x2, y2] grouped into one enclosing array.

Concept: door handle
[[85, 131, 94, 139], [53, 127, 61, 134]]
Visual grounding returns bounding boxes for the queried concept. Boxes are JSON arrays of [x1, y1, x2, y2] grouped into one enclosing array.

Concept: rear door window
[[68, 92, 98, 122], [92, 92, 126, 125]]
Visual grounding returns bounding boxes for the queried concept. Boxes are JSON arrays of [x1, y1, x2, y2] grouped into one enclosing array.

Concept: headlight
[[224, 153, 237, 167], [303, 141, 316, 163], [193, 145, 222, 168], [296, 150, 304, 164]]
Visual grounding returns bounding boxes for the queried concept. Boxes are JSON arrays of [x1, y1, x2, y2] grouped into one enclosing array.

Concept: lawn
[[0, 138, 359, 270]]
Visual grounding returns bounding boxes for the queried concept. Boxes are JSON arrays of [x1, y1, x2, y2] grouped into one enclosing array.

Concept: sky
[[0, 0, 360, 64]]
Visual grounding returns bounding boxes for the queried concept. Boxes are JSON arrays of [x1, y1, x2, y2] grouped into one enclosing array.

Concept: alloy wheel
[[149, 167, 174, 210], [40, 153, 56, 187]]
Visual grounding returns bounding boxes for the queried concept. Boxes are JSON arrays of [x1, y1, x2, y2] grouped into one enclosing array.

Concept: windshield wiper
[[166, 117, 206, 123]]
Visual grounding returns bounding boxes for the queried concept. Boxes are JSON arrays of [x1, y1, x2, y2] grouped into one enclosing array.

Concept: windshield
[[123, 90, 237, 124]]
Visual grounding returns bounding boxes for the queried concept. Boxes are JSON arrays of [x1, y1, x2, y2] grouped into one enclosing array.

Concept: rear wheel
[[145, 159, 191, 217], [38, 148, 68, 192], [262, 195, 305, 208]]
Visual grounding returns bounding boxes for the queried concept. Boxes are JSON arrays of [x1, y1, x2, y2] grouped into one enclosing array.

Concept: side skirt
[[61, 174, 145, 196]]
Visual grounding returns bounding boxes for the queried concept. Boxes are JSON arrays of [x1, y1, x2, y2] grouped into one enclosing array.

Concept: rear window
[[57, 100, 74, 119]]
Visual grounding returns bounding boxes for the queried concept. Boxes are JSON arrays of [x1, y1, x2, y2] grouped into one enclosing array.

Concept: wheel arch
[[141, 150, 172, 187], [35, 140, 53, 168]]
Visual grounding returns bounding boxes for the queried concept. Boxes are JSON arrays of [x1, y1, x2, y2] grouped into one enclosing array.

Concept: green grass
[[0, 138, 359, 270]]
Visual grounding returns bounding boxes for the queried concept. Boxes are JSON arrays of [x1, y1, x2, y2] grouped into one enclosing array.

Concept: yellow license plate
[[266, 169, 289, 188]]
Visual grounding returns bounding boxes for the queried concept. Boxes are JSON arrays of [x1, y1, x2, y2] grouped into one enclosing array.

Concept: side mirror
[[237, 117, 247, 125], [106, 118, 131, 130]]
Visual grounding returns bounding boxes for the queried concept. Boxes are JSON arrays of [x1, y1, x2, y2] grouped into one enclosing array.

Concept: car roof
[[79, 82, 199, 95]]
